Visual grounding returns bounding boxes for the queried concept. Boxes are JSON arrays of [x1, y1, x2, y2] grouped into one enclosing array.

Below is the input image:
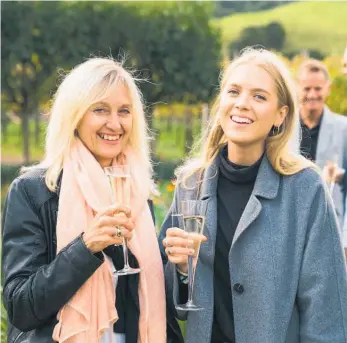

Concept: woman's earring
[[271, 125, 280, 136], [74, 129, 79, 137]]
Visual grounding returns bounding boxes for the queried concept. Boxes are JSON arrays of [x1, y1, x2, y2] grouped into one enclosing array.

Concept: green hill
[[213, 1, 347, 56]]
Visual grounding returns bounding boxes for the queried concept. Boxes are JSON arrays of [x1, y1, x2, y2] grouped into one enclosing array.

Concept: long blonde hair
[[25, 57, 155, 193], [177, 48, 315, 184]]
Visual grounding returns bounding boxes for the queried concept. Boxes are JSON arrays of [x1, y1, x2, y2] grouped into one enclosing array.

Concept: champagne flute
[[321, 154, 345, 194], [176, 199, 207, 311], [104, 165, 141, 276], [326, 160, 338, 193]]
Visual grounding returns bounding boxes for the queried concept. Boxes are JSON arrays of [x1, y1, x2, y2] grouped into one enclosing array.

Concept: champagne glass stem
[[187, 255, 195, 305], [122, 239, 130, 269]]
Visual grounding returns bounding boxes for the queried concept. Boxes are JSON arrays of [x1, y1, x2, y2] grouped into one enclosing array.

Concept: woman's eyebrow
[[227, 83, 271, 95], [91, 101, 110, 107], [90, 101, 133, 109]]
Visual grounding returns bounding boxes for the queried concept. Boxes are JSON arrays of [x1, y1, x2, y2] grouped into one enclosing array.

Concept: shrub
[[229, 21, 286, 56]]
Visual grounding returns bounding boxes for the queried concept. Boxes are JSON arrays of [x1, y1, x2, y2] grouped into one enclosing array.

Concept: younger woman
[[160, 48, 347, 343]]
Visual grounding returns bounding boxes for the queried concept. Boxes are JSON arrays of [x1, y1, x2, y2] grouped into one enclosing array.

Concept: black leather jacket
[[2, 168, 183, 343]]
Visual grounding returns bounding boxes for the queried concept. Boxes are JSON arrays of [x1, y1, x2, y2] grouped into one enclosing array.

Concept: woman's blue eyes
[[228, 89, 239, 95], [93, 108, 107, 113], [227, 89, 266, 101], [255, 94, 266, 101], [92, 108, 130, 115]]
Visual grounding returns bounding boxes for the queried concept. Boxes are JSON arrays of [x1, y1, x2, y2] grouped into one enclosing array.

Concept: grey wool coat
[[159, 154, 347, 343]]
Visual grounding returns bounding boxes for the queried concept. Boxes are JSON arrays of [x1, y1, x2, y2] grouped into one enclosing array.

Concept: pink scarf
[[52, 139, 166, 343]]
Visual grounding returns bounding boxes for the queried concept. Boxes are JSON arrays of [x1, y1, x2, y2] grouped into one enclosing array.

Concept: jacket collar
[[200, 152, 280, 200], [253, 154, 280, 199]]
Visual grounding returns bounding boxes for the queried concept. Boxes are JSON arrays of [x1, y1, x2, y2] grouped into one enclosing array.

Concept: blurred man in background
[[297, 59, 347, 246]]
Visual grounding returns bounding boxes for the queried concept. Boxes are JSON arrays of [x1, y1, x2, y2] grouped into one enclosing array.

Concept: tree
[[264, 22, 286, 51], [129, 2, 221, 130], [2, 2, 48, 163], [228, 21, 286, 56]]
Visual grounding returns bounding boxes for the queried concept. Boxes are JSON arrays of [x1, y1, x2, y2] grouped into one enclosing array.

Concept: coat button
[[233, 283, 244, 294]]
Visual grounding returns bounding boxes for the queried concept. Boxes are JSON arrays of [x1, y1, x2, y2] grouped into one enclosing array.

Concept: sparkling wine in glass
[[176, 200, 207, 311], [320, 154, 345, 194], [104, 165, 141, 276]]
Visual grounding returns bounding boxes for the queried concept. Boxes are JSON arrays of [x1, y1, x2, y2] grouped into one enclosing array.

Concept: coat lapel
[[199, 157, 219, 200], [232, 155, 280, 246], [232, 195, 262, 245]]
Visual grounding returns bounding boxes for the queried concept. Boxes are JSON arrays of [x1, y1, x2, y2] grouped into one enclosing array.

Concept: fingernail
[[189, 249, 195, 254], [183, 232, 188, 237]]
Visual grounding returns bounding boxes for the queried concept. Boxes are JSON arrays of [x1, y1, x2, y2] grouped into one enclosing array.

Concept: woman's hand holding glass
[[83, 204, 134, 254], [163, 227, 207, 274]]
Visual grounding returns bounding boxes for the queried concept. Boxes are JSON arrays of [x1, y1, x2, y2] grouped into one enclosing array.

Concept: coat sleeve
[[158, 187, 189, 322], [297, 180, 347, 342], [1, 178, 104, 332], [340, 122, 347, 209], [342, 125, 347, 219]]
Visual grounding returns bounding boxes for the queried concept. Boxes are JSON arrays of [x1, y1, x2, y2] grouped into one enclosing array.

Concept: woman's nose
[[105, 112, 122, 130], [235, 94, 250, 110]]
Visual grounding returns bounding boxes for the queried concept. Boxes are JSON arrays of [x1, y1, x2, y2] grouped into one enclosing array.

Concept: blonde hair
[[297, 58, 330, 81], [25, 57, 155, 193], [177, 48, 316, 185]]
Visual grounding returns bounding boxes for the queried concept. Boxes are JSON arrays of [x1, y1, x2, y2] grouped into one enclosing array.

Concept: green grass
[[1, 121, 46, 163], [213, 1, 347, 56], [153, 180, 175, 231], [154, 116, 202, 160]]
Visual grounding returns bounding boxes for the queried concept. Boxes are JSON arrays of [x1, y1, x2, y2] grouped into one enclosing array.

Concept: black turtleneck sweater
[[211, 147, 262, 343]]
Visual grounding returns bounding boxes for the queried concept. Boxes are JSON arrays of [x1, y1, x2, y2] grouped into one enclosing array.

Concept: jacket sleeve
[[1, 178, 104, 332], [343, 127, 347, 212], [158, 187, 189, 322], [297, 181, 347, 342]]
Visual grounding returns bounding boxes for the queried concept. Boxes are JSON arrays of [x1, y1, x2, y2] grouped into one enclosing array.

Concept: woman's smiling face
[[219, 63, 287, 149], [77, 82, 133, 167]]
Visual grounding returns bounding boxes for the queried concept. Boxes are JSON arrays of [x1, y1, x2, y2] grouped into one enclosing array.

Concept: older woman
[[159, 48, 347, 343], [2, 58, 183, 343]]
